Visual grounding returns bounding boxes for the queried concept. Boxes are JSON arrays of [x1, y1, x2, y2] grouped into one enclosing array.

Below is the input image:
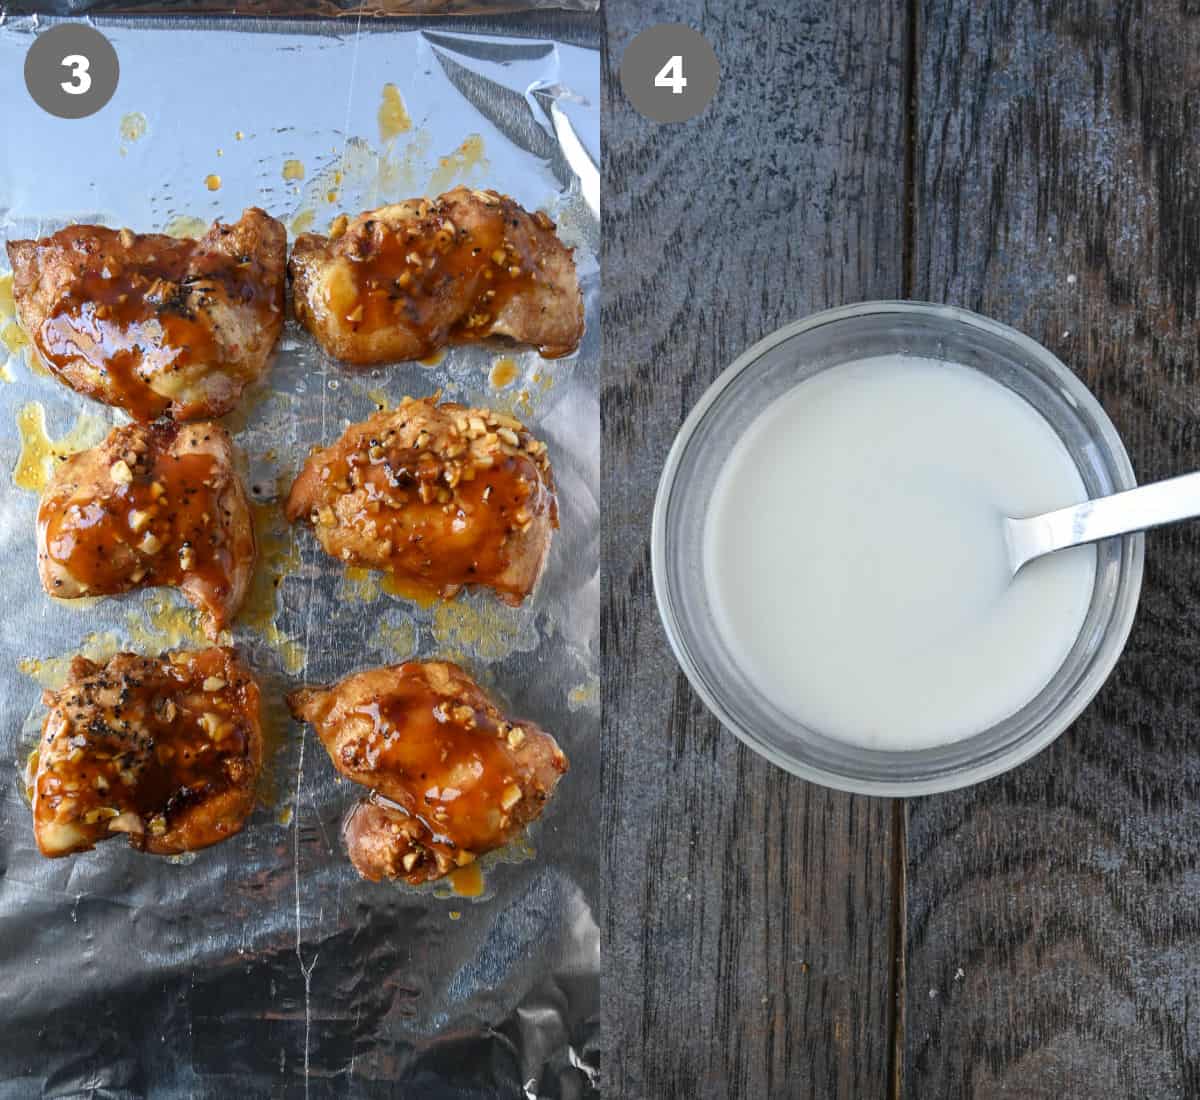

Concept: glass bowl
[[651, 301, 1144, 795]]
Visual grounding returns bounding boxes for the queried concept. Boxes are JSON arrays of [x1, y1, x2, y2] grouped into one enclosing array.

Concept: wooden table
[[603, 2, 1200, 1096]]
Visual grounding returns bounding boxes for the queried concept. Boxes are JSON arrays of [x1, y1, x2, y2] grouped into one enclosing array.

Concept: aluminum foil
[[0, 16, 599, 1098]]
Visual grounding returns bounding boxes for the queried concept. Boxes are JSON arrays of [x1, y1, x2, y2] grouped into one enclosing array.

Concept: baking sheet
[[0, 16, 599, 1099]]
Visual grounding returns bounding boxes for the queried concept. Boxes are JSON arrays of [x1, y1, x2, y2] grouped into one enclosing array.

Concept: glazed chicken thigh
[[5, 208, 286, 419], [32, 648, 262, 858], [289, 187, 584, 364], [288, 661, 568, 883], [285, 396, 556, 605], [37, 420, 256, 637]]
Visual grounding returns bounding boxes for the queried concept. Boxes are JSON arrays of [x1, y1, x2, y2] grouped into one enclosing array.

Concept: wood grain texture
[[909, 2, 1200, 1097], [602, 4, 909, 1096]]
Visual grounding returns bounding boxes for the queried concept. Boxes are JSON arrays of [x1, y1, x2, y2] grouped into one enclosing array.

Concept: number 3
[[60, 53, 92, 95], [654, 54, 687, 96]]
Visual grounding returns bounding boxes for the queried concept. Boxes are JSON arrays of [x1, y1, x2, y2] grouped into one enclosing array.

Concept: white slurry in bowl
[[703, 354, 1098, 750]]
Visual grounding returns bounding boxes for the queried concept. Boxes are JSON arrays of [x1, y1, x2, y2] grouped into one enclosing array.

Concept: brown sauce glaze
[[328, 442, 544, 598], [34, 648, 262, 857], [37, 420, 255, 635], [43, 426, 222, 593], [287, 398, 556, 605], [6, 210, 286, 420], [348, 680, 528, 854], [289, 661, 568, 883], [289, 188, 583, 365], [328, 199, 542, 358]]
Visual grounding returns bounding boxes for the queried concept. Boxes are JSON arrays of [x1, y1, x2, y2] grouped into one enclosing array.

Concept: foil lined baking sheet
[[0, 16, 599, 1098]]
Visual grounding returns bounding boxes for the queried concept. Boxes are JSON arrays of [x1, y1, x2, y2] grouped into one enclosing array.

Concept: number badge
[[621, 24, 720, 124], [25, 25, 119, 119]]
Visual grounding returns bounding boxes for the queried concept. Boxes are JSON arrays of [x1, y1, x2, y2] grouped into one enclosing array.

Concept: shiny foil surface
[[0, 16, 599, 1098]]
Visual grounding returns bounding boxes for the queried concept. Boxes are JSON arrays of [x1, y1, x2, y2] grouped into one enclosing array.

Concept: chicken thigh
[[289, 187, 583, 364], [5, 208, 286, 420], [38, 420, 255, 637], [285, 396, 556, 605], [288, 661, 568, 883], [32, 648, 262, 858]]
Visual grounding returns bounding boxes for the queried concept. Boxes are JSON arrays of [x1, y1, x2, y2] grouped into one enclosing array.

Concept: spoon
[[1004, 471, 1200, 574]]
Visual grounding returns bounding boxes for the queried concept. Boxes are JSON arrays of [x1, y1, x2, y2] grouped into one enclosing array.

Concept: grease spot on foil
[[125, 592, 213, 650], [19, 598, 216, 691], [340, 566, 381, 604], [490, 357, 518, 389], [290, 209, 315, 236], [282, 158, 306, 181], [205, 174, 222, 192], [13, 402, 108, 494], [119, 111, 147, 143], [0, 273, 31, 377], [427, 134, 488, 196], [568, 676, 599, 711], [376, 616, 417, 660], [431, 595, 539, 664], [378, 83, 412, 141], [163, 214, 207, 239], [3, 321, 33, 364], [486, 363, 557, 420], [382, 131, 431, 197], [288, 129, 438, 239], [18, 632, 122, 688], [242, 501, 305, 673]]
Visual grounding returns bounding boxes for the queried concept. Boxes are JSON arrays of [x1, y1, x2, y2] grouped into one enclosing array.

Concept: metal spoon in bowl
[[1005, 472, 1200, 574]]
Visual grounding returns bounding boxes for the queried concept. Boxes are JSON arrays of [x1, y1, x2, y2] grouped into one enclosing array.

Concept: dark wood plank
[[602, 3, 909, 1096], [909, 2, 1200, 1096]]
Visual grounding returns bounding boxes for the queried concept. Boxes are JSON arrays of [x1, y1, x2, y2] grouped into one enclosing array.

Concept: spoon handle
[[1007, 471, 1200, 570]]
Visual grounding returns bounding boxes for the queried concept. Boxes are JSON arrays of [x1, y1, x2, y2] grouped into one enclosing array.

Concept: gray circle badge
[[25, 24, 119, 120], [620, 24, 720, 124]]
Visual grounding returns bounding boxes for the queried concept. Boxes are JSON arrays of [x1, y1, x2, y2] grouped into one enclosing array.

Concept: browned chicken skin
[[37, 420, 256, 637], [5, 209, 286, 420], [32, 648, 262, 858], [289, 187, 583, 364], [288, 661, 568, 883], [285, 396, 556, 605]]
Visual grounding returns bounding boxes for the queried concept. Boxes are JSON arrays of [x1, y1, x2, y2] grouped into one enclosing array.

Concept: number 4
[[655, 54, 687, 96]]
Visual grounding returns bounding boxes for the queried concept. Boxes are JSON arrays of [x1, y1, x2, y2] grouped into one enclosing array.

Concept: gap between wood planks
[[889, 2, 920, 1096]]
